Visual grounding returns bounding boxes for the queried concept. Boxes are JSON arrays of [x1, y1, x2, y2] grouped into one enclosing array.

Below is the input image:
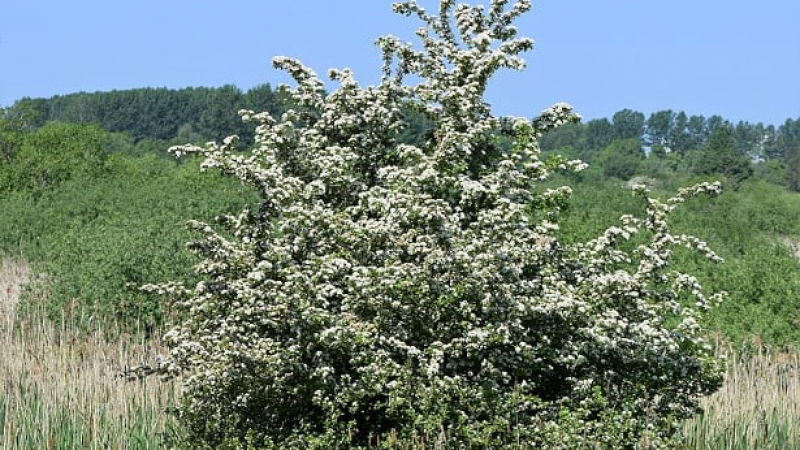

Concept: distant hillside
[[2, 85, 799, 194], [6, 84, 291, 145]]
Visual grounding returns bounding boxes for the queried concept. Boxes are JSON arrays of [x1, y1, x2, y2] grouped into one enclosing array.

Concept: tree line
[[3, 84, 292, 147], [539, 108, 800, 190], [2, 86, 799, 195], [540, 108, 799, 160]]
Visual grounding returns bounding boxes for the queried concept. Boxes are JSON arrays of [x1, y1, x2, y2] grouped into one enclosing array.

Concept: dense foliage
[[551, 175, 800, 347], [142, 1, 730, 448], [2, 127, 796, 348], [0, 122, 107, 193], [0, 151, 255, 332]]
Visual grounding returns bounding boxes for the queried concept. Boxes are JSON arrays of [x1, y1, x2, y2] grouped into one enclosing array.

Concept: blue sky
[[1, 0, 798, 125]]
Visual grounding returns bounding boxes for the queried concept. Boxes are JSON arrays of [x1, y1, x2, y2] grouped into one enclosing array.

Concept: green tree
[[0, 113, 23, 164], [595, 138, 644, 180], [787, 145, 800, 192], [685, 114, 708, 151], [538, 121, 585, 155], [642, 144, 682, 179], [0, 103, 44, 165], [611, 108, 645, 141], [174, 122, 205, 145], [53, 92, 100, 124], [242, 83, 288, 118], [734, 120, 763, 159], [669, 111, 690, 155], [197, 84, 245, 141], [706, 115, 729, 134], [760, 123, 782, 160], [146, 2, 723, 449], [777, 118, 800, 161], [694, 125, 753, 185], [1, 122, 107, 192], [646, 109, 675, 148], [585, 117, 614, 155], [4, 98, 48, 129]]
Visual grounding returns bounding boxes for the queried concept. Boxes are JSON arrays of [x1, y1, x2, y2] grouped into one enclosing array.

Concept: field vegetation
[[680, 345, 800, 449]]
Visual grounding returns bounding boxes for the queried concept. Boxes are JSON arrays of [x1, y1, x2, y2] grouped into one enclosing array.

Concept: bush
[[595, 138, 645, 180], [0, 122, 107, 193], [0, 153, 255, 333], [148, 1, 724, 448]]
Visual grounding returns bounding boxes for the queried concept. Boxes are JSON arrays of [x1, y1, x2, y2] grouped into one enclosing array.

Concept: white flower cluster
[[150, 1, 723, 448]]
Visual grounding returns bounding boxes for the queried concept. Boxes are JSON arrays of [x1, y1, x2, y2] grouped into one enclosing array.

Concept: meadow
[[680, 345, 800, 449]]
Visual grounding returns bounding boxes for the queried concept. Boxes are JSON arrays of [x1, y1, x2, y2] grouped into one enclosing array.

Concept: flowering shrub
[[146, 1, 724, 448]]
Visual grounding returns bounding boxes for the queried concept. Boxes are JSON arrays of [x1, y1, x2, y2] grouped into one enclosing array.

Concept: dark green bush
[[0, 153, 256, 333]]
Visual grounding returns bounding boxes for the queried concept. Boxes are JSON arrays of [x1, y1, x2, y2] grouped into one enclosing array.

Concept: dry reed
[[0, 258, 182, 449], [681, 345, 800, 449]]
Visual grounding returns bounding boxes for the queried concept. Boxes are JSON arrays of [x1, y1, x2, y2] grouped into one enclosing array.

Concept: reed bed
[[0, 257, 28, 335], [0, 258, 183, 449], [680, 346, 800, 449]]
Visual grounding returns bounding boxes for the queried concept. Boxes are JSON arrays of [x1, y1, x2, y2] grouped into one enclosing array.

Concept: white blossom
[[145, 1, 724, 448]]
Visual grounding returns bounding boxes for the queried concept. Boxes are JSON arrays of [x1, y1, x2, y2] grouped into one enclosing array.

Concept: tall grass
[[681, 345, 800, 449], [0, 258, 183, 449]]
